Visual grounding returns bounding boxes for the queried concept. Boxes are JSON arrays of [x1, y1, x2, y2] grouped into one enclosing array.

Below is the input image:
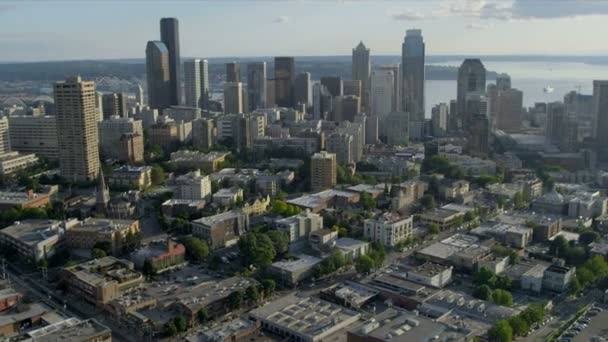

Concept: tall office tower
[[184, 59, 210, 109], [354, 114, 367, 148], [564, 91, 594, 139], [468, 114, 489, 158], [448, 99, 458, 131], [496, 73, 511, 90], [379, 64, 401, 111], [310, 151, 337, 192], [320, 76, 343, 98], [593, 81, 608, 148], [371, 69, 394, 118], [266, 79, 276, 107], [383, 111, 409, 146], [146, 40, 171, 110], [247, 62, 267, 111], [546, 102, 566, 143], [294, 72, 312, 106], [0, 117, 9, 155], [8, 115, 59, 160], [274, 57, 295, 108], [135, 84, 144, 106], [54, 76, 100, 182], [337, 121, 364, 162], [495, 88, 523, 133], [160, 18, 181, 106], [192, 118, 215, 150], [313, 83, 333, 120], [226, 62, 241, 83], [431, 103, 449, 136], [343, 80, 362, 98], [352, 41, 371, 109], [101, 93, 127, 119], [457, 59, 486, 129], [326, 132, 354, 165], [95, 92, 104, 122], [364, 114, 378, 144], [401, 29, 425, 123], [332, 95, 361, 122], [224, 82, 244, 114]]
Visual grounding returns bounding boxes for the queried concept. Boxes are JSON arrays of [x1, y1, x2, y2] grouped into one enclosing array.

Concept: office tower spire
[[401, 29, 425, 135], [352, 41, 371, 110], [160, 17, 181, 106], [146, 41, 171, 110]]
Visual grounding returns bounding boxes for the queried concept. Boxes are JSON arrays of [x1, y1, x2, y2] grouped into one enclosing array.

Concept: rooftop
[[0, 219, 64, 245], [0, 191, 49, 205], [192, 210, 245, 226], [271, 254, 322, 273], [334, 237, 369, 252], [25, 318, 111, 342]]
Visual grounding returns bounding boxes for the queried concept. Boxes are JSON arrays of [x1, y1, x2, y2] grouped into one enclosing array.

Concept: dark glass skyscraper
[[247, 62, 267, 111], [352, 41, 370, 110], [160, 18, 181, 106], [274, 57, 295, 108], [457, 59, 486, 129], [401, 29, 425, 124], [145, 40, 171, 110], [226, 62, 241, 83]]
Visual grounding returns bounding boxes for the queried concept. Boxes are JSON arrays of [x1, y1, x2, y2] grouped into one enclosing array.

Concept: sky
[[2, 0, 608, 62]]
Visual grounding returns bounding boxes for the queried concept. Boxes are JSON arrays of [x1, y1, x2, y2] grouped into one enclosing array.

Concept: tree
[[183, 237, 209, 262], [151, 165, 165, 185], [174, 315, 187, 332], [569, 276, 582, 296], [245, 285, 260, 303], [513, 192, 526, 210], [464, 211, 475, 222], [419, 194, 436, 210], [355, 255, 375, 274], [549, 235, 569, 257], [473, 285, 493, 300], [267, 230, 289, 256], [91, 248, 107, 259], [579, 231, 600, 246], [163, 321, 177, 337], [227, 290, 243, 309], [368, 242, 386, 268], [474, 267, 497, 288], [360, 192, 376, 210], [495, 275, 512, 290], [508, 316, 529, 337], [261, 279, 276, 297], [38, 258, 48, 268], [271, 199, 288, 215], [488, 319, 513, 342], [429, 223, 440, 235], [197, 308, 207, 324], [93, 241, 112, 256], [238, 233, 276, 267], [492, 289, 513, 307]]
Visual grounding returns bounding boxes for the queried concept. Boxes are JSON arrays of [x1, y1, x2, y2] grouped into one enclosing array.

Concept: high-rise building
[[247, 62, 267, 111], [118, 133, 144, 164], [294, 72, 312, 106], [98, 117, 144, 159], [320, 76, 343, 98], [495, 88, 523, 133], [135, 84, 144, 106], [468, 114, 489, 158], [371, 69, 394, 118], [266, 79, 276, 108], [337, 120, 364, 162], [593, 81, 608, 148], [0, 117, 9, 155], [352, 41, 371, 109], [192, 118, 215, 150], [313, 83, 333, 120], [332, 95, 361, 122], [310, 151, 337, 192], [401, 29, 425, 123], [160, 18, 181, 106], [564, 91, 594, 139], [431, 103, 449, 137], [184, 59, 210, 109], [379, 64, 401, 112], [274, 57, 295, 108], [457, 59, 486, 129], [496, 73, 511, 90], [343, 80, 362, 99], [145, 41, 171, 110], [101, 93, 127, 119], [326, 132, 353, 165], [546, 102, 565, 144], [224, 82, 244, 114], [226, 62, 241, 83], [8, 115, 59, 160], [383, 111, 409, 146], [54, 76, 100, 182], [364, 114, 378, 144]]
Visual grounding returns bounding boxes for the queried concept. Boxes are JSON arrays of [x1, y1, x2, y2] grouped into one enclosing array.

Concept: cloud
[[389, 9, 426, 21], [273, 16, 289, 24]]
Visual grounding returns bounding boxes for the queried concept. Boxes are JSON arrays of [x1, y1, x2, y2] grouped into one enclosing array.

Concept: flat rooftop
[[271, 254, 322, 273], [192, 210, 244, 226], [334, 237, 369, 252], [0, 191, 48, 205], [26, 318, 111, 341], [0, 219, 63, 245]]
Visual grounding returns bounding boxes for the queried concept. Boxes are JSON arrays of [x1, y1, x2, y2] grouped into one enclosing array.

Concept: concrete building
[[343, 80, 362, 99], [170, 150, 229, 173], [224, 82, 244, 114], [334, 237, 370, 259], [174, 170, 212, 201], [364, 212, 413, 247], [7, 115, 59, 161], [0, 190, 51, 211], [0, 219, 66, 262], [332, 95, 361, 122], [160, 17, 181, 106], [352, 41, 371, 109], [0, 117, 8, 155], [145, 40, 171, 110], [0, 304, 49, 338], [543, 264, 575, 293], [184, 58, 210, 109], [64, 218, 140, 256], [274, 57, 295, 108], [370, 69, 394, 118], [521, 264, 547, 293], [399, 261, 453, 288], [130, 239, 186, 273], [494, 88, 523, 133], [163, 105, 201, 123], [275, 210, 323, 244], [310, 151, 337, 192], [247, 62, 267, 111], [457, 59, 486, 130], [192, 211, 249, 250], [468, 113, 489, 158], [593, 80, 608, 150], [147, 120, 191, 149], [294, 72, 312, 107], [212, 187, 243, 207], [326, 132, 353, 165], [225, 61, 240, 83], [269, 254, 323, 286], [109, 165, 152, 190], [101, 92, 127, 119], [320, 76, 343, 98], [383, 111, 409, 146], [98, 117, 143, 159], [313, 83, 333, 120], [118, 132, 144, 164], [191, 118, 214, 150], [431, 103, 449, 136], [401, 29, 425, 131], [54, 76, 100, 182], [24, 318, 112, 342], [0, 152, 38, 175]]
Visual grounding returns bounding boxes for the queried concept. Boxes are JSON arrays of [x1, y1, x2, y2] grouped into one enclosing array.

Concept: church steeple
[[96, 165, 110, 213]]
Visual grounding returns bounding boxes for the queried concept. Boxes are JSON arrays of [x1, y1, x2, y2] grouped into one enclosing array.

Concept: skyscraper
[[320, 76, 343, 97], [146, 40, 171, 110], [135, 84, 144, 106], [313, 83, 332, 120], [371, 69, 394, 119], [295, 72, 312, 106], [496, 73, 511, 90], [274, 57, 295, 108], [0, 117, 9, 155], [310, 151, 337, 192], [224, 82, 244, 114], [469, 114, 489, 158], [352, 41, 371, 109], [332, 95, 361, 122], [160, 18, 181, 106], [457, 59, 486, 129], [54, 76, 100, 182], [431, 103, 449, 136], [383, 111, 409, 146], [401, 29, 425, 123], [343, 80, 362, 98], [593, 80, 608, 148], [495, 88, 523, 133], [379, 64, 401, 111], [226, 62, 241, 83], [184, 59, 210, 110], [101, 93, 127, 119], [247, 62, 267, 111]]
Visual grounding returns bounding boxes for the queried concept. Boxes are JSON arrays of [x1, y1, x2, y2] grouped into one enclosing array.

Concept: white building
[[370, 69, 394, 118], [184, 58, 209, 109], [0, 152, 39, 175], [275, 210, 323, 244], [364, 212, 413, 247], [175, 170, 212, 201]]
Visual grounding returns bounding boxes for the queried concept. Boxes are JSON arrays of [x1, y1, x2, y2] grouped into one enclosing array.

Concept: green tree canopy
[[488, 319, 513, 342], [183, 237, 209, 262], [355, 255, 375, 274], [238, 233, 276, 268]]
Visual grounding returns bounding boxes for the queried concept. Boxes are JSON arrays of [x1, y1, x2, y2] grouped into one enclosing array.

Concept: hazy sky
[[2, 0, 608, 62]]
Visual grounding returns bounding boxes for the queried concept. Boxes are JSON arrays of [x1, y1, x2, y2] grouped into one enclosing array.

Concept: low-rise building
[[418, 207, 465, 230], [109, 165, 152, 190], [364, 213, 413, 247], [0, 219, 67, 262], [170, 150, 230, 173], [269, 254, 323, 286], [118, 132, 144, 164], [543, 264, 575, 293], [241, 195, 271, 216], [0, 303, 49, 337], [0, 288, 21, 312], [175, 170, 212, 201], [24, 318, 112, 342], [192, 211, 249, 250], [286, 189, 360, 213], [441, 179, 470, 200], [130, 240, 186, 273], [521, 264, 547, 293], [0, 190, 51, 210], [398, 261, 453, 288], [212, 187, 243, 206], [275, 210, 324, 246], [62, 256, 144, 305], [64, 218, 140, 255], [319, 281, 379, 309], [184, 318, 260, 342], [161, 199, 206, 217], [334, 238, 370, 259], [0, 152, 38, 175]]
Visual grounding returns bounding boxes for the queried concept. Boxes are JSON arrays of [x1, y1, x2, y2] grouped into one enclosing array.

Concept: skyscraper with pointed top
[[352, 41, 371, 110], [160, 18, 181, 106], [401, 29, 425, 132]]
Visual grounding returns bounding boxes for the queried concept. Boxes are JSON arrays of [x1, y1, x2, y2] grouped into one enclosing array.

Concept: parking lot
[[560, 304, 607, 342]]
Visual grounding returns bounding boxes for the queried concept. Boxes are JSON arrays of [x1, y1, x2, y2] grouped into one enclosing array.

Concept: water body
[[425, 61, 608, 118]]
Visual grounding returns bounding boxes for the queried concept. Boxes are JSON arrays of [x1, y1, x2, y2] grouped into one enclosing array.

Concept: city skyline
[[2, 0, 608, 62]]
